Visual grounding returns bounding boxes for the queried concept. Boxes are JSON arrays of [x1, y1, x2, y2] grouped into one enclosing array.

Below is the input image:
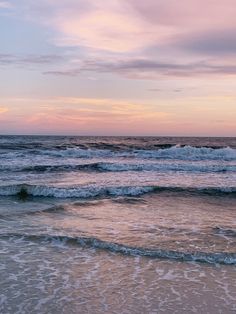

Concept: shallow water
[[0, 136, 235, 313], [1, 243, 236, 314]]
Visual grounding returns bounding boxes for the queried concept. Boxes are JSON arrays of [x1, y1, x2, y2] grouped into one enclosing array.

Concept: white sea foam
[[0, 184, 154, 198], [2, 233, 236, 265], [97, 162, 236, 173], [38, 146, 236, 161], [1, 161, 236, 173], [0, 184, 235, 199], [132, 146, 236, 161]]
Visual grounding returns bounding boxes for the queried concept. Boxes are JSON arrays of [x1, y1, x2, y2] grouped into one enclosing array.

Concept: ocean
[[0, 136, 235, 313]]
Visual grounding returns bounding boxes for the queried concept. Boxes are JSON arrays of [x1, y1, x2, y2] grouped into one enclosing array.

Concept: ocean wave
[[0, 184, 154, 198], [22, 163, 101, 173], [132, 146, 236, 161], [95, 162, 236, 173], [213, 227, 236, 237], [1, 233, 235, 265], [1, 161, 235, 174], [1, 140, 233, 151], [0, 184, 235, 199], [36, 145, 236, 161], [1, 145, 236, 162]]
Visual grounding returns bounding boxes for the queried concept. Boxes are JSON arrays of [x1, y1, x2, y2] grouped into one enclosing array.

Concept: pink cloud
[[9, 0, 236, 80], [0, 107, 8, 114], [24, 0, 235, 55]]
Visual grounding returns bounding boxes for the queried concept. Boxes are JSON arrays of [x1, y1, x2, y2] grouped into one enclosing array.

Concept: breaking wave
[[0, 184, 154, 198], [36, 145, 236, 161], [1, 233, 236, 265], [0, 184, 235, 199], [23, 162, 236, 173], [1, 161, 236, 174]]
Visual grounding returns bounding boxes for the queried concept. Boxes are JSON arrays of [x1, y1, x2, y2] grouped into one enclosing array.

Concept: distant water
[[0, 136, 235, 313]]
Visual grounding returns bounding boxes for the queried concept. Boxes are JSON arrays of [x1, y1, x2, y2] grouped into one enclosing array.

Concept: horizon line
[[0, 134, 235, 138]]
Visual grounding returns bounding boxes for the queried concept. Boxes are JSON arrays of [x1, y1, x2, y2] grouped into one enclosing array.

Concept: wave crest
[[37, 145, 236, 161], [1, 233, 235, 265], [0, 184, 154, 198], [0, 184, 235, 199], [1, 161, 235, 174]]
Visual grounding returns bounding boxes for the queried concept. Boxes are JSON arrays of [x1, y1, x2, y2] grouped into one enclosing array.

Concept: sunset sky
[[0, 0, 236, 136]]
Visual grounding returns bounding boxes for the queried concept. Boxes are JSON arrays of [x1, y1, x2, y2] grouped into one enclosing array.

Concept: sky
[[0, 0, 236, 136]]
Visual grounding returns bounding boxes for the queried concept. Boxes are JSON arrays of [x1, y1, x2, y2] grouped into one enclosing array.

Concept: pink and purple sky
[[0, 0, 236, 136]]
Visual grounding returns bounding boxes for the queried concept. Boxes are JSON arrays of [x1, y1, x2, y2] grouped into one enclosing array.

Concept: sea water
[[0, 136, 235, 313]]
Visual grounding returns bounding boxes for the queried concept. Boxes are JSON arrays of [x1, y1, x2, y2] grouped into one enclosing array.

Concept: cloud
[[6, 0, 236, 82], [128, 0, 236, 28], [0, 53, 64, 67], [50, 1, 166, 53], [148, 88, 182, 93], [1, 96, 171, 135], [2, 96, 169, 116], [108, 59, 236, 77], [0, 107, 8, 114], [0, 1, 12, 9], [18, 0, 236, 54], [175, 29, 236, 55], [11, 1, 182, 53], [44, 69, 80, 76], [44, 58, 236, 79], [2, 95, 236, 136]]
